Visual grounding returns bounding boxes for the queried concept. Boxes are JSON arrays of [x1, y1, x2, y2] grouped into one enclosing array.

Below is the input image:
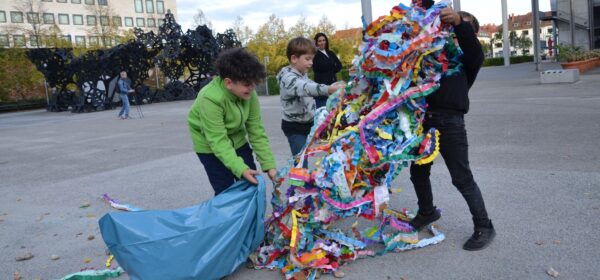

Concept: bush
[[266, 75, 279, 96], [482, 55, 534, 67], [0, 48, 45, 103]]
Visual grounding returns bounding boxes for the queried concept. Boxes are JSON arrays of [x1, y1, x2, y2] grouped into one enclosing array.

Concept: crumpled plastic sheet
[[251, 1, 462, 279], [59, 267, 124, 280], [99, 176, 267, 280]]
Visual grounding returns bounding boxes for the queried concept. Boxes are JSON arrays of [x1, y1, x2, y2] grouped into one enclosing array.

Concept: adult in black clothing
[[312, 33, 342, 108], [408, 2, 496, 251]]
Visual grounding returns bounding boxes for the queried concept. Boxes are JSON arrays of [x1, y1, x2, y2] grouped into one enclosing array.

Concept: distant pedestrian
[[117, 71, 135, 120], [188, 48, 277, 196], [312, 33, 343, 108], [408, 1, 496, 251], [278, 37, 344, 157]]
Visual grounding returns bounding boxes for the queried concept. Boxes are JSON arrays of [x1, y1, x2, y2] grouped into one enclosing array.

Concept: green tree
[[0, 49, 44, 102], [516, 33, 532, 55], [246, 14, 289, 75], [288, 15, 314, 39], [313, 15, 336, 37]]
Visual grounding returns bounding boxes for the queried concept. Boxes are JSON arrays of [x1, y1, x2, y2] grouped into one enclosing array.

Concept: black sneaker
[[463, 221, 496, 251], [409, 209, 441, 231]]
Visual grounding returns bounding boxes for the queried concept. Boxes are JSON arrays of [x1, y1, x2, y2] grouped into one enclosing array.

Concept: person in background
[[188, 48, 277, 196], [312, 33, 343, 108], [408, 0, 496, 251], [117, 71, 135, 120]]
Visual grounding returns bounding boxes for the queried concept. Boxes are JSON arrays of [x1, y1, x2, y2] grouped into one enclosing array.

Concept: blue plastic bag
[[99, 177, 266, 280]]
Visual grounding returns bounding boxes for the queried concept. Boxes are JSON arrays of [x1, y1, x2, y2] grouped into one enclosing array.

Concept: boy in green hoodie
[[188, 48, 277, 195]]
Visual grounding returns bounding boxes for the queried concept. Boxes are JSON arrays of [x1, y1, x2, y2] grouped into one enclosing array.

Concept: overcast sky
[[176, 0, 551, 34]]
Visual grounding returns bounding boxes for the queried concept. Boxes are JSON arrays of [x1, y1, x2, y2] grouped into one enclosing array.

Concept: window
[[30, 35, 40, 47], [156, 1, 164, 13], [146, 0, 154, 13], [136, 17, 145, 27], [0, 34, 8, 47], [42, 0, 53, 2], [494, 43, 502, 48], [103, 37, 113, 47], [58, 13, 69, 24], [522, 30, 529, 35], [13, 35, 25, 47], [43, 13, 54, 24], [71, 0, 81, 3], [73, 15, 83, 25], [75, 35, 85, 46], [100, 16, 109, 26], [513, 23, 519, 27], [11, 12, 24, 23], [0, 11, 6, 23], [85, 0, 94, 4], [57, 0, 68, 2], [124, 17, 133, 27], [98, 0, 108, 5], [135, 0, 144, 13], [62, 35, 71, 44], [523, 49, 530, 55], [89, 36, 99, 45], [157, 18, 164, 26], [112, 16, 121, 26], [147, 18, 155, 27], [526, 21, 531, 26], [87, 15, 96, 25], [27, 12, 40, 24]]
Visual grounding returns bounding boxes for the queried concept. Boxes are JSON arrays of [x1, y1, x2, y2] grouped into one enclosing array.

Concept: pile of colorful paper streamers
[[251, 1, 463, 279]]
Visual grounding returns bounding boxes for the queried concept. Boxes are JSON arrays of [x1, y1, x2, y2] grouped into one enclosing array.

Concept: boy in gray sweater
[[277, 37, 344, 156]]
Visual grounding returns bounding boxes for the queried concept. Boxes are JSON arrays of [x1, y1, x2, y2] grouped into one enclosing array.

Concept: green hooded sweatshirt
[[187, 77, 276, 177]]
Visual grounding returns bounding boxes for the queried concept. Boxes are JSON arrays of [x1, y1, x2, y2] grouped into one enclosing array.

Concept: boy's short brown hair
[[286, 37, 316, 61]]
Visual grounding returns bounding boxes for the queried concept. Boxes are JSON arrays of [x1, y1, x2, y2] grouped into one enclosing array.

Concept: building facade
[[487, 12, 554, 58], [0, 0, 177, 48]]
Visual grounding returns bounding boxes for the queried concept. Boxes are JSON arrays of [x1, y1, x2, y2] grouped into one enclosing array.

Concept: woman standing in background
[[312, 33, 342, 108]]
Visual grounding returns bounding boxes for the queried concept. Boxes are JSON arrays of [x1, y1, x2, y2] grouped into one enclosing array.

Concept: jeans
[[285, 133, 308, 157], [410, 112, 490, 228], [314, 97, 327, 109], [197, 143, 257, 196], [118, 93, 130, 118]]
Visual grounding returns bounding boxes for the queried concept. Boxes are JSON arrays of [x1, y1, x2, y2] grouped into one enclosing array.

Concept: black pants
[[410, 112, 490, 228], [197, 143, 256, 196]]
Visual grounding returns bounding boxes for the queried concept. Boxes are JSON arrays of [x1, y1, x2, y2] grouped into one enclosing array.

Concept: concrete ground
[[1, 62, 599, 279]]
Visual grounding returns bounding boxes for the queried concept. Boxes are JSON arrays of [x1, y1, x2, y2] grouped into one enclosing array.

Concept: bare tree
[[232, 16, 253, 46], [192, 9, 213, 31], [10, 0, 56, 48], [85, 2, 121, 48]]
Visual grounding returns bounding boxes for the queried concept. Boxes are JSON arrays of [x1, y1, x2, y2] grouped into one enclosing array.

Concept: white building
[[0, 0, 177, 48], [487, 12, 554, 58]]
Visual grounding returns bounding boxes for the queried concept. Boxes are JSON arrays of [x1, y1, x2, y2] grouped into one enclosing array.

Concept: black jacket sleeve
[[454, 21, 484, 88]]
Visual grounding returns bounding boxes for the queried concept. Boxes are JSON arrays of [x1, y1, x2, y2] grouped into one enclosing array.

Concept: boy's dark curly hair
[[215, 48, 266, 84]]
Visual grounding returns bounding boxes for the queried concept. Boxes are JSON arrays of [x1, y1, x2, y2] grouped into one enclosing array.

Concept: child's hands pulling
[[266, 169, 277, 182], [242, 168, 260, 184]]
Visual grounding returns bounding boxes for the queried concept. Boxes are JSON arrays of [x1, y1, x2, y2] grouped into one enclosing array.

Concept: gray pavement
[[1, 62, 599, 279]]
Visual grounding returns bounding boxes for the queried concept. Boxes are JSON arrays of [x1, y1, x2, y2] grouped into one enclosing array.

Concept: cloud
[[176, 0, 551, 34]]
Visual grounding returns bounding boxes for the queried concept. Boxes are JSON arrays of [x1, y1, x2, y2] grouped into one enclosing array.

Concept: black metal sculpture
[[27, 11, 241, 113]]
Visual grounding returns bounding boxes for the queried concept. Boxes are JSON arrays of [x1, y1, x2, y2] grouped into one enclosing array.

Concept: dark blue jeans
[[314, 97, 327, 109], [197, 143, 256, 196], [410, 112, 490, 228]]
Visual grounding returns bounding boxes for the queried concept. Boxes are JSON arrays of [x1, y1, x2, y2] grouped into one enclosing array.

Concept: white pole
[[532, 0, 541, 71], [453, 0, 461, 11], [502, 0, 511, 66], [361, 0, 372, 24]]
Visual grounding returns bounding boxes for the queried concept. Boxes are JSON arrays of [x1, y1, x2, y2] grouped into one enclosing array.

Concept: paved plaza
[[1, 62, 599, 279]]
